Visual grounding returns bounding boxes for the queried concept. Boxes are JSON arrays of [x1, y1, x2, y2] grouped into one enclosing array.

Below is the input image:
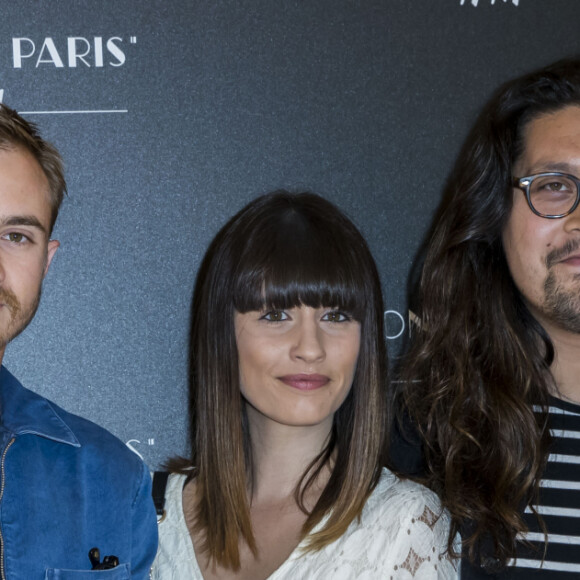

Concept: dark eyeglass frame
[[513, 172, 580, 219]]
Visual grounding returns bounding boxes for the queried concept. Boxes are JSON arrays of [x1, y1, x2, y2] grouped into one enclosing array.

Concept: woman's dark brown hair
[[171, 191, 387, 570], [398, 58, 580, 569]]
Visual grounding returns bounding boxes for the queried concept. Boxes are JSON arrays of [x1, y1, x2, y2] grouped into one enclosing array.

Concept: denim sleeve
[[130, 461, 159, 579]]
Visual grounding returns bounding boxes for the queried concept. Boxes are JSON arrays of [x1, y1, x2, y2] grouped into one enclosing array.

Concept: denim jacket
[[0, 366, 158, 579]]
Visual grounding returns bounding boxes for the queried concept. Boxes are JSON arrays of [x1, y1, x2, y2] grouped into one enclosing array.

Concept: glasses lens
[[529, 174, 578, 216]]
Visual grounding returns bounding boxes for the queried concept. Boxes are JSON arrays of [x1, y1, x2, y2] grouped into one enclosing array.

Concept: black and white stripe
[[506, 397, 580, 578]]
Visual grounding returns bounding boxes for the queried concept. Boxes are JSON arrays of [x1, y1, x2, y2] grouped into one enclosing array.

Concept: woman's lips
[[279, 374, 330, 390]]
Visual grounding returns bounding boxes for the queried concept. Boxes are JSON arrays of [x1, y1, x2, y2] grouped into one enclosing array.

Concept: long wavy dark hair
[[171, 191, 387, 570], [399, 58, 580, 568]]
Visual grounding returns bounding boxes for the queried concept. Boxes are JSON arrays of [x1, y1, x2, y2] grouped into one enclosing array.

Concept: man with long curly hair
[[398, 58, 580, 578]]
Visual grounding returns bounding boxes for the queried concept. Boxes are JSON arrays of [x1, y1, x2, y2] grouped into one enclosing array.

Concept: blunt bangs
[[229, 195, 370, 320]]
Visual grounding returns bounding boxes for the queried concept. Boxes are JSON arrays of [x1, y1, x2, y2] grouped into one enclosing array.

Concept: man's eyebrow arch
[[526, 161, 579, 174], [0, 216, 47, 235]]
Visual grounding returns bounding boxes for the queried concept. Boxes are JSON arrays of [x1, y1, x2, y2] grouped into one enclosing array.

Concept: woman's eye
[[261, 310, 288, 322], [322, 311, 350, 323]]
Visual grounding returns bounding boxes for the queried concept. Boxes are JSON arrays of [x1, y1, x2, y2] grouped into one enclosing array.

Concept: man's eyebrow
[[525, 161, 580, 175], [0, 216, 48, 236]]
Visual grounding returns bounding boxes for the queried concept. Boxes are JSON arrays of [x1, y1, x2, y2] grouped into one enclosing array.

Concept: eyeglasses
[[513, 172, 580, 219]]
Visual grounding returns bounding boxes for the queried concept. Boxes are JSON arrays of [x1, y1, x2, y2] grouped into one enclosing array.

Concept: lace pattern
[[151, 469, 459, 579]]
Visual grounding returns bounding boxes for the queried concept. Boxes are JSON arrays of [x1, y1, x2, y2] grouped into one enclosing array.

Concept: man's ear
[[44, 239, 60, 277]]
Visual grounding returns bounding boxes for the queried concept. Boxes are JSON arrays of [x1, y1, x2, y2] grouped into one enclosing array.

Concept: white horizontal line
[[541, 479, 580, 490], [550, 428, 580, 439], [525, 504, 580, 517], [523, 531, 580, 545], [509, 558, 580, 572], [548, 453, 580, 464], [534, 404, 580, 416], [19, 110, 128, 115]]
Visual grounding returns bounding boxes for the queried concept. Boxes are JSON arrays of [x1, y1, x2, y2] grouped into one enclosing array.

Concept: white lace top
[[151, 469, 459, 579]]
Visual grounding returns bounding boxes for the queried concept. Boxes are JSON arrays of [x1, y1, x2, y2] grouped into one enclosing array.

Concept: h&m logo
[[12, 36, 137, 68]]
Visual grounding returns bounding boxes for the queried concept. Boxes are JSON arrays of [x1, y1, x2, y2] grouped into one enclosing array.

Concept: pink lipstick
[[279, 374, 330, 391]]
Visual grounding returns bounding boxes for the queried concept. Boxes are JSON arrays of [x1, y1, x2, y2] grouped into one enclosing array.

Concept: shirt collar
[[0, 366, 80, 447]]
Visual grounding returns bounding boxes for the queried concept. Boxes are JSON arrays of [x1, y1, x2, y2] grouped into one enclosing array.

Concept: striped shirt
[[506, 396, 580, 578]]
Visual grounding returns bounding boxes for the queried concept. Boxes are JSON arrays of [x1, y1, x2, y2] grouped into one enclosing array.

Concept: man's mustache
[[0, 288, 20, 316]]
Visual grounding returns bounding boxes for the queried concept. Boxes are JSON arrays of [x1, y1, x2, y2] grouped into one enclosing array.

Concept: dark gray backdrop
[[0, 0, 577, 467]]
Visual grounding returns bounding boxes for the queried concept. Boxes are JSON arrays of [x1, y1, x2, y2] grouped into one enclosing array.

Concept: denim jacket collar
[[0, 365, 80, 447]]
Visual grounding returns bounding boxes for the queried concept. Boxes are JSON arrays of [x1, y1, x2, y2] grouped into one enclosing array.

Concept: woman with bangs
[[151, 191, 456, 579]]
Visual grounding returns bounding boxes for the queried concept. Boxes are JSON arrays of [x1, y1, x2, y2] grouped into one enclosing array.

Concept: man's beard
[[543, 239, 580, 334], [0, 286, 41, 348]]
